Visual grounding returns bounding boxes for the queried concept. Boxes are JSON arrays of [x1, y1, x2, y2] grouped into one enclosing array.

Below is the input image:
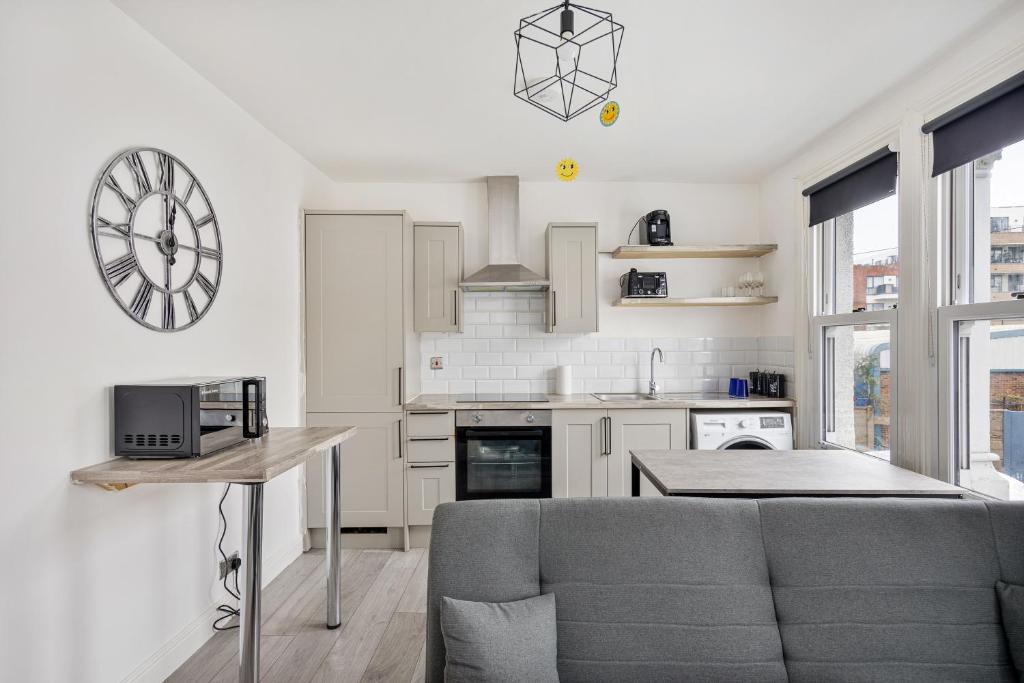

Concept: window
[[933, 86, 1024, 496], [807, 147, 899, 458], [821, 323, 893, 459]]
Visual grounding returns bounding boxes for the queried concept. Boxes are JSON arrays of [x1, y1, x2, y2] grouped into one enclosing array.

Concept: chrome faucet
[[649, 347, 664, 397]]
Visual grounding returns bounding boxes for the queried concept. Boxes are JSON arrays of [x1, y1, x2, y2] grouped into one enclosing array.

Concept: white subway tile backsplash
[[598, 338, 625, 352], [490, 366, 516, 379], [570, 337, 598, 351], [543, 338, 572, 352], [517, 366, 548, 380], [557, 352, 585, 365], [463, 312, 490, 325], [462, 366, 489, 379], [490, 312, 517, 324], [417, 292, 794, 396]]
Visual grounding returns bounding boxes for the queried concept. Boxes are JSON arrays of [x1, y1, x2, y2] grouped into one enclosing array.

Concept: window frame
[[936, 300, 1024, 486], [937, 149, 1024, 489], [810, 193, 900, 457]]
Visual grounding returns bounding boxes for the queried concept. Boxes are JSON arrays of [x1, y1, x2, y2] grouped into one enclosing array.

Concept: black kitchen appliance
[[620, 268, 668, 298], [114, 377, 268, 458], [455, 410, 552, 500], [641, 209, 672, 246]]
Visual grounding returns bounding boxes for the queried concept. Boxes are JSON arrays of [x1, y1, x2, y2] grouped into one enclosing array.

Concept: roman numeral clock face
[[89, 148, 222, 331]]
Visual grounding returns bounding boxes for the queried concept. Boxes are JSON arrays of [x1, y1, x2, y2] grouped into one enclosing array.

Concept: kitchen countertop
[[405, 393, 795, 411], [631, 449, 963, 498]]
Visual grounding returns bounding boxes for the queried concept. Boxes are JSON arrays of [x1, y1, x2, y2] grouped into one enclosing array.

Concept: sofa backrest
[[426, 498, 1024, 683]]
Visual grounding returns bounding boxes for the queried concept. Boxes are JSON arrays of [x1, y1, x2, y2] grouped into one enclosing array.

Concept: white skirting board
[[119, 533, 305, 683]]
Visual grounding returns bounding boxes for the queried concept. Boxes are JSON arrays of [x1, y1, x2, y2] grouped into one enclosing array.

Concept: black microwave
[[114, 377, 268, 458]]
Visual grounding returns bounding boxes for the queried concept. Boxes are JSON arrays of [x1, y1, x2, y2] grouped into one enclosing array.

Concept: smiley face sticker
[[556, 158, 579, 182], [600, 100, 620, 126]]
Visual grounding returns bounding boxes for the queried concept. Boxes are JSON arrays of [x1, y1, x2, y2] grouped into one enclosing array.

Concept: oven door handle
[[462, 429, 546, 439]]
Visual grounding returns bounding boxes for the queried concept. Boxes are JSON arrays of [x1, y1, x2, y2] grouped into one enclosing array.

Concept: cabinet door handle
[[604, 416, 612, 455], [410, 464, 450, 469], [453, 290, 458, 327], [409, 411, 448, 415], [552, 291, 557, 329], [396, 366, 403, 406], [397, 418, 403, 459], [409, 437, 450, 442], [598, 416, 606, 456]]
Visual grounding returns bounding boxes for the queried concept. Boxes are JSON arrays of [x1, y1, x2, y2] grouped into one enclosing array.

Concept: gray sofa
[[426, 497, 1024, 682]]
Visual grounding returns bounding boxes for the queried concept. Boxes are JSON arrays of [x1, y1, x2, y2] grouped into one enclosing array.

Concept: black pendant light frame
[[514, 1, 624, 122]]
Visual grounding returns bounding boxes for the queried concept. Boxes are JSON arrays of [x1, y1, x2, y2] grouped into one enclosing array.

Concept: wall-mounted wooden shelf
[[609, 244, 777, 259], [614, 296, 778, 308]]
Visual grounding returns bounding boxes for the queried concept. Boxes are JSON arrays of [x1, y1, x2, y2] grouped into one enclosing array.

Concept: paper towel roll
[[555, 365, 572, 395]]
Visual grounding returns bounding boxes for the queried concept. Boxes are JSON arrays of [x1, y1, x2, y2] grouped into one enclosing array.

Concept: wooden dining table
[[631, 448, 965, 498], [71, 426, 356, 683]]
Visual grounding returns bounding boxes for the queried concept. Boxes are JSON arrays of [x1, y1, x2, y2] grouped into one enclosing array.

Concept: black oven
[[455, 410, 552, 500]]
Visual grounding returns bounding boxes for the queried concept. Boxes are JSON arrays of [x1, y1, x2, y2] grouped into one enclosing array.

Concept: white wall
[[756, 2, 1024, 456], [335, 180, 768, 338], [0, 1, 341, 680]]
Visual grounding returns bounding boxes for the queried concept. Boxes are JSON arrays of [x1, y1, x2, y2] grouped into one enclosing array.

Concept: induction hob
[[455, 393, 550, 403]]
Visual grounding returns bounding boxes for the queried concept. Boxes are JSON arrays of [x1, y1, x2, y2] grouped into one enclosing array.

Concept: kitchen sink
[[591, 393, 659, 401]]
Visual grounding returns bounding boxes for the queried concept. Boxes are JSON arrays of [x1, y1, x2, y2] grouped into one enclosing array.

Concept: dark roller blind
[[923, 70, 1024, 177], [802, 148, 897, 227]]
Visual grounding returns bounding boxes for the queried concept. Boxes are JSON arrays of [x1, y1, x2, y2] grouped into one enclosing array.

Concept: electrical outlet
[[219, 551, 240, 579], [430, 356, 444, 370]]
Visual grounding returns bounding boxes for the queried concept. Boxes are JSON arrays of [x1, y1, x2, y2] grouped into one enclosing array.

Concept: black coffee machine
[[640, 210, 672, 246]]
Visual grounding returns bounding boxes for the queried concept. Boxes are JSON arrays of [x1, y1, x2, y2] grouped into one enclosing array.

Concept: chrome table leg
[[326, 443, 343, 629], [239, 483, 264, 683]]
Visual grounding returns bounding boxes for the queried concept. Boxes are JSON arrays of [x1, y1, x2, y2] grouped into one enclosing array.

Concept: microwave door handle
[[242, 378, 261, 438]]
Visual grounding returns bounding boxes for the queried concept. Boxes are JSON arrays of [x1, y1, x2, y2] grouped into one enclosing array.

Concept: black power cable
[[213, 483, 242, 631]]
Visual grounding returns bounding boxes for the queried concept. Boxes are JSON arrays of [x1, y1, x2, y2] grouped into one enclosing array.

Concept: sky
[[850, 138, 1024, 262]]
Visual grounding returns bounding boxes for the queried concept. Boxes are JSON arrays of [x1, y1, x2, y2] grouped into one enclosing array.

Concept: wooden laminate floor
[[168, 548, 429, 683]]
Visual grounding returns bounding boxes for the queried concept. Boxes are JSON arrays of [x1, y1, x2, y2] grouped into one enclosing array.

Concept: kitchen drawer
[[406, 462, 455, 526], [406, 410, 454, 437], [406, 436, 455, 463]]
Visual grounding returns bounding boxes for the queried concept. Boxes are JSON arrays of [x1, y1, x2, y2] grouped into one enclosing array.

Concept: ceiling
[[114, 0, 1012, 183]]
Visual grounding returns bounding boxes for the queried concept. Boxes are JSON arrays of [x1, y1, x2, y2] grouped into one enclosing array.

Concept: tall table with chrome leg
[[70, 426, 356, 683]]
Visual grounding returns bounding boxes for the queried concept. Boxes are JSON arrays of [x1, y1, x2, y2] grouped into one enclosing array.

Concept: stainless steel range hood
[[460, 176, 549, 291]]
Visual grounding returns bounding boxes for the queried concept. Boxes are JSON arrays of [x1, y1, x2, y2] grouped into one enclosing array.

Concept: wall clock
[[90, 147, 222, 331]]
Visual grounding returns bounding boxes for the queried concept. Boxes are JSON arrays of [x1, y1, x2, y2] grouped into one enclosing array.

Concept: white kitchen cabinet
[[414, 222, 463, 332], [305, 412, 405, 528], [406, 462, 455, 526], [305, 211, 417, 412], [607, 409, 687, 496], [547, 223, 598, 333], [551, 410, 609, 497]]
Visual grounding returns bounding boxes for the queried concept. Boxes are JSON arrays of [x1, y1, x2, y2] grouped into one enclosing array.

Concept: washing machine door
[[719, 436, 774, 450]]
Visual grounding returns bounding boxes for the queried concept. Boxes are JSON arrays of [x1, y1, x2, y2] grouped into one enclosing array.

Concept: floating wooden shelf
[[609, 244, 777, 259], [614, 296, 778, 308]]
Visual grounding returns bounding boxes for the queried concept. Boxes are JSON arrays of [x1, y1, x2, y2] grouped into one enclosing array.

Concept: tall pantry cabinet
[[303, 211, 419, 542]]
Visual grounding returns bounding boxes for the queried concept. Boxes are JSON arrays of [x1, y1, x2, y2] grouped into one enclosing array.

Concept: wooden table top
[[631, 449, 964, 497], [71, 427, 356, 487]]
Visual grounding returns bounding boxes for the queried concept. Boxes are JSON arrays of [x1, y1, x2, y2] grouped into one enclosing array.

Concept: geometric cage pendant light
[[514, 1, 624, 122]]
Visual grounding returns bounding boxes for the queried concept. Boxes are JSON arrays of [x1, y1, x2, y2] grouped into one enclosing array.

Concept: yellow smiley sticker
[[556, 157, 579, 182], [600, 100, 620, 126]]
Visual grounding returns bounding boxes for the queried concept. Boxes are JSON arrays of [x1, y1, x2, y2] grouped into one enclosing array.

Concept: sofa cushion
[[440, 593, 559, 682], [426, 500, 543, 683], [758, 498, 1016, 682], [996, 581, 1024, 678], [538, 498, 788, 683]]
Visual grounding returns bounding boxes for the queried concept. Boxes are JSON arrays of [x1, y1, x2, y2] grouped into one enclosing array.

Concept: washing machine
[[690, 410, 793, 450]]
